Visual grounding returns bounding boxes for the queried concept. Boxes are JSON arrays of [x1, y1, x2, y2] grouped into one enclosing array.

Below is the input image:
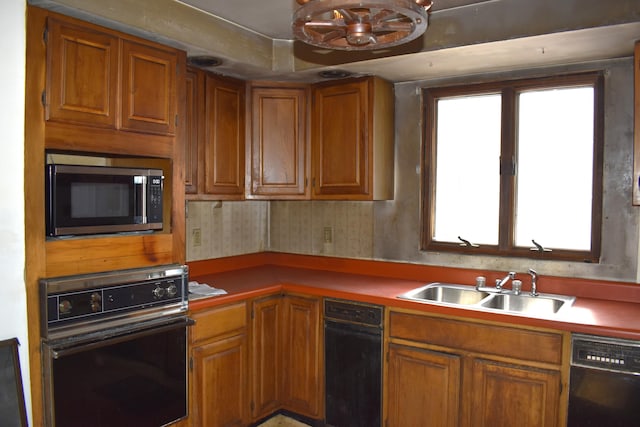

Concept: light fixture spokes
[[293, 0, 432, 50]]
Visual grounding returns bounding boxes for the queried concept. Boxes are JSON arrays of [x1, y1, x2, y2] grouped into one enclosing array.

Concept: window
[[421, 73, 603, 262]]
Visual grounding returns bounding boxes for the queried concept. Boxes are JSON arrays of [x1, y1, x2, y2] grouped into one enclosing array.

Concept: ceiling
[[177, 0, 490, 40], [30, 0, 640, 82]]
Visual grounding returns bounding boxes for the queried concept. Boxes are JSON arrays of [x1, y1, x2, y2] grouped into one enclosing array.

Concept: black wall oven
[[40, 265, 192, 427]]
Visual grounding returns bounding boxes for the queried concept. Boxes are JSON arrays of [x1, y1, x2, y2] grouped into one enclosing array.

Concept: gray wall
[[375, 58, 638, 282]]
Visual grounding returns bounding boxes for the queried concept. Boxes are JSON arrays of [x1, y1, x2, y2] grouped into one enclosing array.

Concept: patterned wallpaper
[[185, 200, 374, 261]]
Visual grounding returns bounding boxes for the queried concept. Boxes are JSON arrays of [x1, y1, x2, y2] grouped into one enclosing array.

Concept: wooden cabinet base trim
[[45, 122, 175, 158], [45, 233, 174, 276]]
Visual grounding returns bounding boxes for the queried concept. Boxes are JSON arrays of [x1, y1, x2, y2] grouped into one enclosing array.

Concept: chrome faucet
[[495, 271, 516, 291], [529, 268, 539, 296]]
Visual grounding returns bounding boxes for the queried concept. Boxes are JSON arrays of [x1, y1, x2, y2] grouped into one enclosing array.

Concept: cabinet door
[[312, 79, 369, 197], [121, 40, 177, 135], [203, 74, 246, 198], [251, 296, 283, 420], [192, 334, 249, 427], [281, 295, 322, 418], [46, 17, 119, 128], [249, 86, 308, 199], [185, 68, 201, 194], [468, 358, 560, 427], [386, 344, 461, 427]]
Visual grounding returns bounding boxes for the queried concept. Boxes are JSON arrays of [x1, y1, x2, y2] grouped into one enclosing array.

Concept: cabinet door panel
[[204, 74, 245, 197], [46, 18, 118, 128], [251, 296, 283, 420], [281, 295, 321, 417], [469, 358, 560, 427], [121, 40, 177, 135], [312, 80, 368, 196], [185, 68, 201, 194], [192, 334, 248, 427], [387, 344, 461, 427], [250, 87, 308, 198]]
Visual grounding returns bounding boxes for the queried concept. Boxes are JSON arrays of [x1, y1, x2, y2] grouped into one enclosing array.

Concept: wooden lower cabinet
[[386, 344, 461, 427], [469, 358, 560, 427], [250, 294, 322, 422], [386, 310, 567, 427], [281, 295, 322, 418], [190, 302, 249, 427], [251, 295, 283, 420]]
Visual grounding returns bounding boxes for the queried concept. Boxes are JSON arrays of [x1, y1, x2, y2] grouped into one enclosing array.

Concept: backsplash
[[185, 200, 374, 261], [186, 201, 268, 261], [269, 201, 374, 258]]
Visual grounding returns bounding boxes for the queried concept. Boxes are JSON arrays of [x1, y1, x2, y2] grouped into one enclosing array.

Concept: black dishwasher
[[324, 298, 383, 427], [568, 334, 640, 427]]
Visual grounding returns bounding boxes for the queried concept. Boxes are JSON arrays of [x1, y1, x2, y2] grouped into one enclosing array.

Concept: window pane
[[433, 94, 502, 245], [515, 87, 594, 250]]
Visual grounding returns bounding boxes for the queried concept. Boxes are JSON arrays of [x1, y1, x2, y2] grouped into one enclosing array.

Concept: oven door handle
[[49, 317, 194, 359]]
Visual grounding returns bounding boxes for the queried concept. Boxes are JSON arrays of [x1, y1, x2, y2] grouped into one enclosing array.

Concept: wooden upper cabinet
[[45, 14, 178, 137], [184, 68, 201, 194], [202, 73, 246, 199], [46, 18, 119, 128], [248, 84, 309, 199], [311, 76, 394, 200], [120, 40, 177, 135]]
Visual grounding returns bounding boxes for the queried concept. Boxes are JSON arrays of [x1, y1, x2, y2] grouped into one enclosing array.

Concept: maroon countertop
[[188, 262, 640, 341]]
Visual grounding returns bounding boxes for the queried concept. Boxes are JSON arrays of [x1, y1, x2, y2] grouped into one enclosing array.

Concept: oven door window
[[50, 325, 187, 427]]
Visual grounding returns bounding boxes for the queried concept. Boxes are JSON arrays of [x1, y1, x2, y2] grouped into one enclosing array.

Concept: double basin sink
[[398, 283, 575, 316]]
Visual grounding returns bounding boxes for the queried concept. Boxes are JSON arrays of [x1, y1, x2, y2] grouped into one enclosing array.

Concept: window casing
[[421, 73, 604, 262]]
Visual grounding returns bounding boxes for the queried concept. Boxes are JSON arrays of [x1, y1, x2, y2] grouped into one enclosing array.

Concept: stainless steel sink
[[480, 293, 575, 315], [398, 283, 490, 305], [397, 282, 575, 316]]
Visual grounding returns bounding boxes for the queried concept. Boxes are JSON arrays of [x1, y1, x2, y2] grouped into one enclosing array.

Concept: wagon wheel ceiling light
[[293, 0, 433, 51]]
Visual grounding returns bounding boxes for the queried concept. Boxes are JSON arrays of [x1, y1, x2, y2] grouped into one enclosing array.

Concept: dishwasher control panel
[[572, 333, 640, 374], [324, 299, 383, 327]]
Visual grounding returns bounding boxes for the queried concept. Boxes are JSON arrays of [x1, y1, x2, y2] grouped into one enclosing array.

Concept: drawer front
[[191, 302, 247, 343], [389, 311, 563, 365]]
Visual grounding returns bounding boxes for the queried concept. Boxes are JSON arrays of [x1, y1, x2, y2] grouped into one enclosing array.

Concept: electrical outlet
[[323, 226, 333, 244], [192, 228, 201, 246]]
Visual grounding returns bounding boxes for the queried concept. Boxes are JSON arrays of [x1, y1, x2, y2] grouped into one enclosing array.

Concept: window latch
[[530, 239, 552, 253], [458, 236, 479, 248]]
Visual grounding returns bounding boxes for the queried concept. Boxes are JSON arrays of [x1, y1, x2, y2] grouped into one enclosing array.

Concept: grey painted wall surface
[[375, 58, 638, 282]]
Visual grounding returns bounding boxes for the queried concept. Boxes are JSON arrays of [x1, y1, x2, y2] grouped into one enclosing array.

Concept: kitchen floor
[[257, 414, 311, 427]]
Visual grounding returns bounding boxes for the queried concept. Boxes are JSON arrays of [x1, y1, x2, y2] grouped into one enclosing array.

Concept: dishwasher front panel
[[568, 366, 640, 426], [325, 320, 382, 427], [568, 334, 640, 427]]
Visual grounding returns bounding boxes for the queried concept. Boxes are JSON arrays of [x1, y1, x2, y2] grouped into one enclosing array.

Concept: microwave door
[[51, 169, 138, 236]]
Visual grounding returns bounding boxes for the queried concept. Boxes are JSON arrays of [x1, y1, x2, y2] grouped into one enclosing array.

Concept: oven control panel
[[40, 264, 188, 336], [46, 277, 183, 324]]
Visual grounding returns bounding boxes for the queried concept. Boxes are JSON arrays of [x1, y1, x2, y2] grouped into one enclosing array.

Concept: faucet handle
[[512, 280, 522, 295]]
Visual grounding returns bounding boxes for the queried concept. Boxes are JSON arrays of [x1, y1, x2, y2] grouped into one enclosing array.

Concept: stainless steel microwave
[[46, 164, 164, 237]]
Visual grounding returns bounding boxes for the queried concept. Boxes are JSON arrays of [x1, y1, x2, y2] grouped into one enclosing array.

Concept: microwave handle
[[134, 175, 148, 224]]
